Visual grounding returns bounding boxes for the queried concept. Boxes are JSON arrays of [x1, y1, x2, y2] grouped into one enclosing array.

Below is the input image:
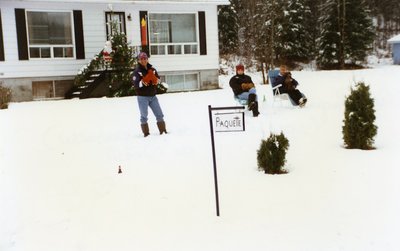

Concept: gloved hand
[[241, 83, 255, 91], [142, 69, 159, 86]]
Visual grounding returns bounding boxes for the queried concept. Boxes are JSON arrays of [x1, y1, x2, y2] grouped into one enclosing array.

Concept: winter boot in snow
[[252, 101, 260, 117], [247, 93, 257, 111], [157, 121, 167, 135], [141, 123, 150, 137]]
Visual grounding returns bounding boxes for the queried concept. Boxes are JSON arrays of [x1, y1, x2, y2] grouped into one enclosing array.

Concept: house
[[0, 0, 229, 102], [388, 34, 400, 65]]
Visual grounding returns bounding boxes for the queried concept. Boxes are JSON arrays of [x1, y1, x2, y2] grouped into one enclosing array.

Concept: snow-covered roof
[[11, 0, 230, 4], [388, 34, 400, 43]]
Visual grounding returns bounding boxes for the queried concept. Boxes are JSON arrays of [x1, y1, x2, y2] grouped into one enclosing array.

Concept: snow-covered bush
[[342, 82, 377, 149], [0, 84, 12, 109], [257, 132, 289, 174]]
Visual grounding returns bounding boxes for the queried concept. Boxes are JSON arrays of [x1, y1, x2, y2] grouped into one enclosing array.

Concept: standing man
[[229, 64, 259, 117], [132, 52, 167, 137]]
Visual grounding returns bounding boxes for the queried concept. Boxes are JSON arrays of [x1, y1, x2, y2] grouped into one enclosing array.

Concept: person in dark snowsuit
[[274, 65, 307, 107], [132, 52, 167, 137], [229, 64, 260, 117]]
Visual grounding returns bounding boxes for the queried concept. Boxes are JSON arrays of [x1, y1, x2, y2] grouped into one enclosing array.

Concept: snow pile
[[1, 66, 400, 251]]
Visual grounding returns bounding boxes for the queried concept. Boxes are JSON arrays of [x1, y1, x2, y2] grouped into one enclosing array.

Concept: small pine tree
[[257, 132, 289, 174], [73, 21, 136, 97], [108, 22, 136, 97], [342, 82, 377, 149]]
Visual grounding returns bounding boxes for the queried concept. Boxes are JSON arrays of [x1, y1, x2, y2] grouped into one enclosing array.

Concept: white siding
[[135, 4, 220, 73], [0, 0, 221, 79], [0, 1, 103, 78]]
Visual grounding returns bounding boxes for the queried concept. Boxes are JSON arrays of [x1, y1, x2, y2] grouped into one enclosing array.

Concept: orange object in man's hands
[[142, 69, 159, 85]]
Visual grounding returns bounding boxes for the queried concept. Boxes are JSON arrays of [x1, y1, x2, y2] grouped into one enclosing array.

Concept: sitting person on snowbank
[[229, 64, 260, 117], [274, 65, 307, 107]]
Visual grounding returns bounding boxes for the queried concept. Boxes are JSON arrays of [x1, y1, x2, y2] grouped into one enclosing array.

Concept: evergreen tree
[[108, 23, 136, 97], [257, 132, 289, 174], [279, 0, 314, 62], [365, 0, 399, 52], [304, 0, 323, 60], [271, 0, 287, 65], [218, 1, 239, 55], [252, 0, 282, 68], [344, 0, 375, 65], [342, 82, 377, 149], [237, 0, 255, 58], [253, 0, 275, 67], [317, 0, 375, 69], [217, 0, 394, 68], [317, 0, 343, 68]]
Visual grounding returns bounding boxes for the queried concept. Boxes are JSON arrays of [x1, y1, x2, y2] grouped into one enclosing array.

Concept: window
[[160, 73, 199, 92], [26, 11, 74, 59], [32, 80, 73, 100], [105, 12, 126, 40], [149, 13, 198, 55]]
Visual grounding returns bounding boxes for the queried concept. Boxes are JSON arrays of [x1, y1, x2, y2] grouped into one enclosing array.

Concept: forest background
[[218, 0, 400, 73]]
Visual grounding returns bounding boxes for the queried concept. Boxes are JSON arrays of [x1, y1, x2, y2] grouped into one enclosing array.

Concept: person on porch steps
[[132, 52, 167, 137], [229, 64, 260, 117]]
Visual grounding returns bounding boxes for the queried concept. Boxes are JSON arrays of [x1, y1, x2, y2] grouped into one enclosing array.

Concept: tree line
[[218, 0, 400, 70]]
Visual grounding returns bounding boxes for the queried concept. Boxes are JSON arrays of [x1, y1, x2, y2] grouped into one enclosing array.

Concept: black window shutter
[[0, 10, 5, 61], [15, 8, 28, 60], [198, 11, 207, 55], [73, 10, 85, 59]]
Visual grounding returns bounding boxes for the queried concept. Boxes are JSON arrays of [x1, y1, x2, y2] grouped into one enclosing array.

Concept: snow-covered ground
[[1, 65, 400, 251]]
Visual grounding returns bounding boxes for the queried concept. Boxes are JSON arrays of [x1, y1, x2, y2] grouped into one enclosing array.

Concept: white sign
[[208, 105, 245, 216], [213, 112, 245, 132]]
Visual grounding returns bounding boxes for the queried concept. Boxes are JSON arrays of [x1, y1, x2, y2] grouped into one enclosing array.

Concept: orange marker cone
[[118, 165, 122, 174]]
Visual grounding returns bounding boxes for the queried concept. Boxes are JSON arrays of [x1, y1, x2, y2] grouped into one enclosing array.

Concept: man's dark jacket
[[273, 74, 299, 94], [132, 63, 159, 96], [229, 74, 253, 96]]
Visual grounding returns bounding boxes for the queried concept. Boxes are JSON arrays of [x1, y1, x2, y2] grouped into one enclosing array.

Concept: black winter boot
[[141, 123, 150, 137], [252, 101, 260, 117], [157, 121, 167, 135], [248, 93, 257, 111]]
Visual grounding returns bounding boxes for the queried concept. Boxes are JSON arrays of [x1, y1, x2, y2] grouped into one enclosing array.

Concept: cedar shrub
[[257, 132, 289, 174], [342, 82, 377, 149]]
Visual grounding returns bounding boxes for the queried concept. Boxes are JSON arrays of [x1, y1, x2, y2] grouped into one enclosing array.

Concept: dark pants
[[286, 89, 303, 105]]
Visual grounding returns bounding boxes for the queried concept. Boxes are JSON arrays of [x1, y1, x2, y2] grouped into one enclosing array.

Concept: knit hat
[[236, 64, 244, 72], [138, 52, 148, 59]]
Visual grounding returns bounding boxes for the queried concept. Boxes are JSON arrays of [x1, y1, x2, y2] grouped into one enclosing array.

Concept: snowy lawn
[[1, 66, 400, 251]]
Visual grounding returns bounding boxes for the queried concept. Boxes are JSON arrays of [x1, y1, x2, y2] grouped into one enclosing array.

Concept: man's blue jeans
[[137, 96, 164, 124], [236, 87, 257, 101]]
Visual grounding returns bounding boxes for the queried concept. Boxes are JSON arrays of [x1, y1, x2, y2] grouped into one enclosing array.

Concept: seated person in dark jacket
[[229, 64, 259, 117], [274, 65, 307, 107]]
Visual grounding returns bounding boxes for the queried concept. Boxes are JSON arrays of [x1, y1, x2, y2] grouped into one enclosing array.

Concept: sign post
[[208, 105, 245, 216]]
